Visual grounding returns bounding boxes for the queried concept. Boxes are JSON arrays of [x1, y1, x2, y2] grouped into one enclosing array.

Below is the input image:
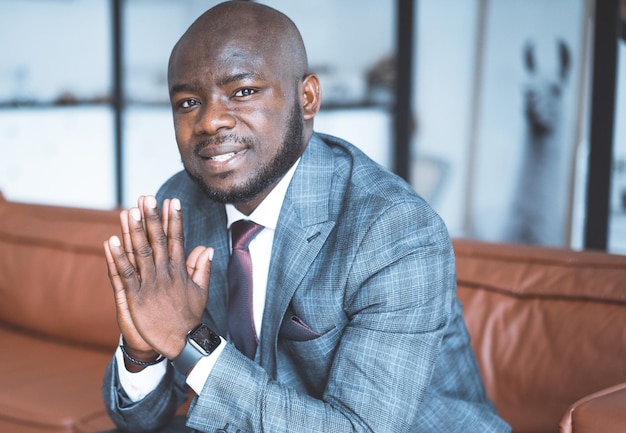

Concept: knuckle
[[170, 232, 185, 243], [137, 244, 153, 257], [113, 249, 128, 262], [120, 264, 136, 279], [146, 211, 161, 223], [107, 267, 119, 279], [131, 221, 146, 235], [153, 232, 169, 246]]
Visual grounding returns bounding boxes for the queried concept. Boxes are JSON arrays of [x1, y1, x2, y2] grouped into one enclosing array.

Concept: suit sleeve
[[187, 201, 456, 432], [102, 356, 190, 433]]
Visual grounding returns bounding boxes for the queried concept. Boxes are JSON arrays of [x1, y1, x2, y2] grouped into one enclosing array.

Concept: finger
[[187, 246, 214, 290], [119, 209, 137, 269], [104, 239, 154, 354], [104, 239, 132, 329], [104, 238, 124, 296], [167, 198, 187, 266], [104, 238, 132, 320], [137, 195, 151, 235], [140, 195, 169, 268], [137, 195, 146, 224], [126, 206, 156, 278], [161, 198, 171, 234], [186, 246, 204, 276], [105, 235, 141, 292]]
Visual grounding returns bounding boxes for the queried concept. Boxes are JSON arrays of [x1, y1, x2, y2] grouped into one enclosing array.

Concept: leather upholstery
[[560, 382, 626, 433], [0, 192, 624, 433], [454, 239, 626, 433], [0, 193, 120, 349], [0, 192, 120, 432]]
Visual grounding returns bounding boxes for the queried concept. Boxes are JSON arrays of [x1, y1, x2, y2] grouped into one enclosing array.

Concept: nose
[[194, 98, 235, 135]]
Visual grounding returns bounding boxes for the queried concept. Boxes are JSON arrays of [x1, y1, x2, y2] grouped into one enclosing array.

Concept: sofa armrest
[[560, 382, 626, 433]]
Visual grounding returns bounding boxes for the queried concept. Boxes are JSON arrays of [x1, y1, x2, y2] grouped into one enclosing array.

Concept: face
[[169, 34, 308, 214]]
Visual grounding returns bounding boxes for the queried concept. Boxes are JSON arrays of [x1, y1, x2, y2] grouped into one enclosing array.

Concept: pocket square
[[280, 315, 322, 342]]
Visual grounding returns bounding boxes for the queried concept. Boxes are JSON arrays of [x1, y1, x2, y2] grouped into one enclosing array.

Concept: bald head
[[169, 1, 309, 85]]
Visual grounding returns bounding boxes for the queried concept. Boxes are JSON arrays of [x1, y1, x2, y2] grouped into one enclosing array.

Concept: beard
[[184, 100, 305, 205]]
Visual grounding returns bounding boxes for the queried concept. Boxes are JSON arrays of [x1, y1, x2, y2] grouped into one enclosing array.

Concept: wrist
[[120, 338, 164, 372]]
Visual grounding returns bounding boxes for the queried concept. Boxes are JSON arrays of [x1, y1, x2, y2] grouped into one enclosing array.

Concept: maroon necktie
[[227, 220, 264, 359]]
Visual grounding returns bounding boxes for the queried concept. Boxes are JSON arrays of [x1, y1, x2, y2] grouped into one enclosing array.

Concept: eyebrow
[[169, 82, 200, 95], [170, 71, 266, 94], [216, 71, 265, 87]]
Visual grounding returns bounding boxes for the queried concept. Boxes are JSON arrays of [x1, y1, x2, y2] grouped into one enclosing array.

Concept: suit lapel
[[259, 135, 337, 375], [187, 200, 231, 336]]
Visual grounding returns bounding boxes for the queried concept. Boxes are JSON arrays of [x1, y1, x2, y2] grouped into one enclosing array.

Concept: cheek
[[173, 121, 193, 151], [247, 108, 289, 140]]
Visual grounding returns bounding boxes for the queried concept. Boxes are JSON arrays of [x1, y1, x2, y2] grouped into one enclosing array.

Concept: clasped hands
[[103, 195, 213, 370]]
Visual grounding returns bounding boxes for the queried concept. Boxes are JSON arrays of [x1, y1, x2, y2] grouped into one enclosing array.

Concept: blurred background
[[0, 0, 624, 254]]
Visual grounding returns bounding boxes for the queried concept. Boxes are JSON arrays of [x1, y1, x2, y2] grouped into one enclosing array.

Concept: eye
[[234, 88, 257, 97], [180, 98, 200, 108]]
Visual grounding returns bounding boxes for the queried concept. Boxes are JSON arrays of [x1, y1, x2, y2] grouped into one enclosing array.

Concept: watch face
[[189, 324, 221, 354]]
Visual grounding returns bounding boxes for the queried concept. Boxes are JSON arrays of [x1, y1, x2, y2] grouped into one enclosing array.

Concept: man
[[102, 1, 510, 432]]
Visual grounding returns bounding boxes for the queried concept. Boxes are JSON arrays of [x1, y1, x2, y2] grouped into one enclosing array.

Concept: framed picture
[[466, 0, 590, 247]]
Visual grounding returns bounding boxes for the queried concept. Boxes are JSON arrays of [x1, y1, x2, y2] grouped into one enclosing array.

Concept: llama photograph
[[468, 0, 587, 247], [504, 39, 572, 245]]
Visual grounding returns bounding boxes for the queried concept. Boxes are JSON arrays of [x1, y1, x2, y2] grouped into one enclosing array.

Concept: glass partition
[[0, 0, 115, 208]]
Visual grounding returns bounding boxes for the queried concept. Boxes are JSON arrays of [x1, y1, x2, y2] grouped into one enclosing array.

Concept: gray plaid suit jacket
[[103, 133, 510, 433]]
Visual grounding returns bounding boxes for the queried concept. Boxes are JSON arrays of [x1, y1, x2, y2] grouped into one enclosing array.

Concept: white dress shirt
[[117, 159, 299, 401]]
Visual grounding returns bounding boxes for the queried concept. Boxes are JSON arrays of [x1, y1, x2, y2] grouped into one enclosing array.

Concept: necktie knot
[[231, 220, 263, 250]]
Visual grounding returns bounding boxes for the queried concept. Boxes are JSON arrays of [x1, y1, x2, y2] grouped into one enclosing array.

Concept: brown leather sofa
[[0, 192, 120, 432], [0, 193, 624, 432], [455, 239, 626, 433]]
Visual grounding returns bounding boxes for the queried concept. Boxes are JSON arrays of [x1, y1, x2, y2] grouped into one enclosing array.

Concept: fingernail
[[208, 248, 214, 261], [110, 236, 121, 247], [146, 196, 157, 209], [131, 208, 141, 221], [172, 198, 181, 211]]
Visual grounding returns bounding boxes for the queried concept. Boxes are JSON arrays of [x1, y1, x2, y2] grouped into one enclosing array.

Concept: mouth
[[194, 137, 250, 169], [207, 151, 238, 162], [197, 148, 248, 172]]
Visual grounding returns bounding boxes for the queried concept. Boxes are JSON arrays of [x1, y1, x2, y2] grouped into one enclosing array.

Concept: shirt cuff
[[186, 336, 226, 395], [115, 339, 167, 402]]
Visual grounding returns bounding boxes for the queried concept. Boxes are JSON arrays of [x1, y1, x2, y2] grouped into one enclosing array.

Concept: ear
[[301, 73, 322, 121]]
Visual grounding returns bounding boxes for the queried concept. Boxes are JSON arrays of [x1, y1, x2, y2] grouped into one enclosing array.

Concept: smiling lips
[[209, 152, 237, 162]]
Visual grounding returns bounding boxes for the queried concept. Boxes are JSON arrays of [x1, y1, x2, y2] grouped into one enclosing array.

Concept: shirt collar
[[225, 158, 300, 231]]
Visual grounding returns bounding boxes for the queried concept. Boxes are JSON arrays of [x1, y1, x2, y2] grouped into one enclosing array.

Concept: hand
[[104, 206, 155, 367], [104, 196, 213, 360]]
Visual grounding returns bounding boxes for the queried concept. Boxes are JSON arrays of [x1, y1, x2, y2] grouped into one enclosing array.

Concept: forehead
[[169, 31, 284, 87]]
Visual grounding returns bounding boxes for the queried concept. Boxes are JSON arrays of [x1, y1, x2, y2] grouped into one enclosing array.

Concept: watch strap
[[172, 339, 204, 375]]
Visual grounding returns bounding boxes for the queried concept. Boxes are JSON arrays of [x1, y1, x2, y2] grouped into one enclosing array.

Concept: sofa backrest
[[453, 239, 626, 433], [0, 193, 121, 351]]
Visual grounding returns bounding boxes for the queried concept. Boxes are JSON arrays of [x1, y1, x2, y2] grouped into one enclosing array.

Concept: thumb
[[186, 246, 214, 291]]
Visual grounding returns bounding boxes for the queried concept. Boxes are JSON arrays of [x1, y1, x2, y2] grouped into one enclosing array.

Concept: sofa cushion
[[0, 327, 115, 433], [453, 240, 626, 433], [0, 193, 121, 350]]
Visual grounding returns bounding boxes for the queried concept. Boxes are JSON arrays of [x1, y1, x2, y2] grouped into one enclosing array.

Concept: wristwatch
[[171, 323, 222, 375]]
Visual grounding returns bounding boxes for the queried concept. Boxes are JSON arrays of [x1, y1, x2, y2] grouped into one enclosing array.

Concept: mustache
[[193, 134, 253, 153]]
